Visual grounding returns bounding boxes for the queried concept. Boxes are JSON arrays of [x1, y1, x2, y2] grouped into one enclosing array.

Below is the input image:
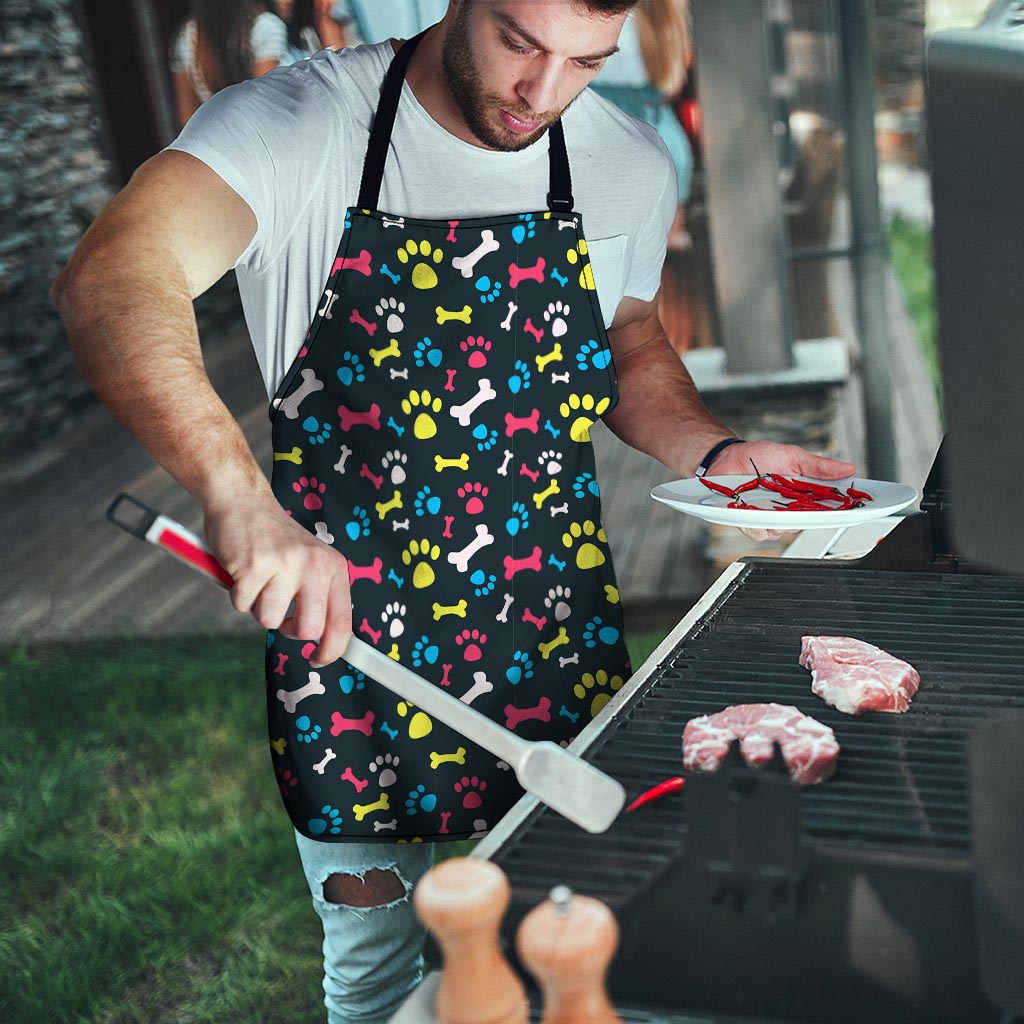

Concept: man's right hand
[[203, 493, 352, 669]]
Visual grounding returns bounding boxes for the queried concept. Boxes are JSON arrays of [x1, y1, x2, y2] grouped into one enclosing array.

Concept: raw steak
[[682, 703, 840, 786], [799, 636, 920, 716]]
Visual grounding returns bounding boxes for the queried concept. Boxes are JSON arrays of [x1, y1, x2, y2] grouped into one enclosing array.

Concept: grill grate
[[494, 564, 1024, 902]]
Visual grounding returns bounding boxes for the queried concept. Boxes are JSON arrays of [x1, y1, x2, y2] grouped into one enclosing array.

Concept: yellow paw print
[[397, 699, 433, 739], [401, 389, 444, 439], [559, 392, 611, 442], [566, 240, 596, 290], [561, 519, 608, 570], [402, 538, 442, 588], [573, 668, 624, 719], [604, 584, 620, 605], [397, 239, 444, 290]]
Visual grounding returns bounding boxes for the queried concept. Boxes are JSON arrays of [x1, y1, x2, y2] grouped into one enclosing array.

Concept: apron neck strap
[[357, 28, 574, 214]]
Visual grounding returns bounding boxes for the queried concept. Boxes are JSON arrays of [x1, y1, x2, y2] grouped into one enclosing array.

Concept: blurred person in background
[[171, 0, 289, 127], [276, 0, 351, 62]]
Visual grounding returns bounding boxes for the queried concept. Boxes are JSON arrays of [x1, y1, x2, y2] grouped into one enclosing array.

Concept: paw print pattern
[[455, 628, 487, 661], [293, 476, 326, 511], [397, 701, 433, 740], [295, 716, 321, 743], [337, 351, 366, 386], [543, 301, 570, 338], [573, 668, 625, 719], [470, 569, 496, 596], [411, 635, 440, 668], [539, 450, 563, 476], [573, 473, 600, 499], [512, 215, 535, 243], [576, 338, 612, 372], [566, 240, 596, 290], [376, 296, 406, 334], [402, 389, 444, 439], [475, 276, 502, 303], [544, 585, 572, 622], [344, 506, 371, 542], [402, 539, 441, 589], [303, 416, 332, 446], [397, 239, 444, 290], [506, 650, 534, 685], [414, 486, 442, 517], [338, 669, 365, 695], [460, 336, 491, 368], [382, 450, 407, 485], [454, 775, 487, 809], [382, 602, 407, 638], [473, 424, 499, 451], [308, 805, 344, 835], [369, 753, 400, 788], [559, 392, 611, 443], [505, 502, 529, 536], [405, 784, 437, 814], [583, 615, 621, 648], [414, 336, 443, 368], [562, 520, 609, 570], [508, 359, 531, 394], [458, 481, 488, 514]]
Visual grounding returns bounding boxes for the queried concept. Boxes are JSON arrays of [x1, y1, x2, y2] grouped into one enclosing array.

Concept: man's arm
[[51, 150, 353, 666]]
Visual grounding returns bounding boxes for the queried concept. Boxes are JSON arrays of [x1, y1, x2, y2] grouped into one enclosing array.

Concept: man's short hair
[[580, 0, 640, 13]]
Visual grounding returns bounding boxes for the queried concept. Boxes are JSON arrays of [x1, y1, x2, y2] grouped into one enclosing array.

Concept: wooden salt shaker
[[516, 885, 621, 1024], [413, 856, 528, 1024]]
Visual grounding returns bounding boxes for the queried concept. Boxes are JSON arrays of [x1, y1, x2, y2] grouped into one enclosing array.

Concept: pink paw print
[[457, 481, 489, 515], [454, 628, 487, 661], [294, 475, 326, 511], [275, 766, 298, 800], [460, 335, 492, 369], [454, 775, 486, 809]]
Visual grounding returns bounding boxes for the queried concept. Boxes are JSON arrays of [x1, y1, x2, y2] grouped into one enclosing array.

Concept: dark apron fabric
[[266, 29, 632, 842]]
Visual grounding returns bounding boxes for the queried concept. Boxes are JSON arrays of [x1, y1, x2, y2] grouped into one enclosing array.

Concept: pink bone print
[[505, 696, 552, 730], [274, 652, 289, 676], [447, 221, 459, 243], [349, 308, 378, 336], [339, 766, 369, 793], [503, 546, 543, 580], [522, 607, 548, 631], [444, 368, 457, 393], [360, 463, 384, 489], [331, 710, 376, 737], [509, 257, 546, 288], [443, 515, 455, 539], [348, 559, 384, 584], [359, 619, 383, 644], [333, 249, 373, 276], [523, 318, 544, 344], [519, 464, 540, 483], [337, 403, 382, 431], [439, 810, 452, 834], [440, 664, 454, 687], [504, 409, 540, 437]]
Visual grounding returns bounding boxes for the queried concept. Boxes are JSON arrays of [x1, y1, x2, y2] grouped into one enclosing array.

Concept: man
[[52, 2, 855, 1020]]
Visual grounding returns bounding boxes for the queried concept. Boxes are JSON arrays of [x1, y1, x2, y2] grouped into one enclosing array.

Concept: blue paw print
[[308, 804, 343, 835], [583, 616, 621, 648], [303, 416, 332, 446], [344, 210, 352, 231], [506, 650, 535, 685], [577, 339, 612, 372], [414, 336, 443, 369], [508, 359, 532, 394], [505, 502, 529, 536], [345, 506, 371, 542], [266, 632, 275, 649], [296, 715, 321, 743], [411, 635, 440, 668], [473, 424, 499, 451], [336, 351, 366, 386], [339, 669, 366, 695], [512, 215, 536, 243], [573, 473, 600, 499], [414, 486, 442, 517], [475, 276, 502, 303], [405, 784, 437, 815], [470, 568, 496, 596]]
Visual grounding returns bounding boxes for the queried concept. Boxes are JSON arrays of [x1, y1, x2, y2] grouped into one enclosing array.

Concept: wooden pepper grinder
[[516, 885, 621, 1024], [413, 856, 529, 1024]]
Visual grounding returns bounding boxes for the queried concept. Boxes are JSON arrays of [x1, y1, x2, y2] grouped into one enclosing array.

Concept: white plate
[[650, 476, 920, 530]]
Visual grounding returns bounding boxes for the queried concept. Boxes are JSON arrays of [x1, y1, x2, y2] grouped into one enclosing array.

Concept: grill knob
[[413, 857, 528, 1024], [516, 887, 621, 1024]]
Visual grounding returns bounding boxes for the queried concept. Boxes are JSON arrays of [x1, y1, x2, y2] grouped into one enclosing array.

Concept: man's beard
[[441, 4, 558, 151]]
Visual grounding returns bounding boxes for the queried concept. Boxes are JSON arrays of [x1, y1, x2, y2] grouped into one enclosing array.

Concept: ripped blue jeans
[[294, 829, 436, 1024]]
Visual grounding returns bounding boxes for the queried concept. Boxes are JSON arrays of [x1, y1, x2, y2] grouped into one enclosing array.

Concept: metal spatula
[[106, 493, 626, 834]]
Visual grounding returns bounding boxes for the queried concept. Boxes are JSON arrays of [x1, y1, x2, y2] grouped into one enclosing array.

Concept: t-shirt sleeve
[[623, 130, 678, 302], [251, 12, 288, 63], [165, 65, 340, 273]]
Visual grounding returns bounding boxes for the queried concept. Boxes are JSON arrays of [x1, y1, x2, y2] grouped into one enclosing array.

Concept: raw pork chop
[[682, 703, 840, 786], [799, 636, 920, 716]]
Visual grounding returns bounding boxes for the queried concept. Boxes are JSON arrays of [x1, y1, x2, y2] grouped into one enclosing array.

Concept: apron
[[266, 29, 632, 842]]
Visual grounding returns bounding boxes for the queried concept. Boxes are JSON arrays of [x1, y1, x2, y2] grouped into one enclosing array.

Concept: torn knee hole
[[323, 868, 406, 907]]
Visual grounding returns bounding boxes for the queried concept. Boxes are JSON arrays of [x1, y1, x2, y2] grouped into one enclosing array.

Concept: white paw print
[[382, 602, 407, 638], [543, 300, 570, 338], [375, 296, 406, 334], [382, 449, 408, 485], [538, 449, 563, 476], [369, 753, 400, 788], [314, 521, 335, 545], [544, 584, 572, 622]]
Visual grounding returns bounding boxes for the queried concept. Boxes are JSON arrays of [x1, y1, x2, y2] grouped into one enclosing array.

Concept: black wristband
[[694, 437, 745, 478]]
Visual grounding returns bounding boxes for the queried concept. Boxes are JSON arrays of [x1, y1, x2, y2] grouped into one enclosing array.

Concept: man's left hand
[[705, 440, 857, 542]]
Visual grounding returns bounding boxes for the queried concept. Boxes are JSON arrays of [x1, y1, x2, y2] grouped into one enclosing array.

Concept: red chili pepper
[[698, 477, 737, 498], [772, 473, 844, 498], [626, 776, 685, 813], [734, 477, 762, 494], [776, 498, 835, 511], [847, 486, 873, 501]]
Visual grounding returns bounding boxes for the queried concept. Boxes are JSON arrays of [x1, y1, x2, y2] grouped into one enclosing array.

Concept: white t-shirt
[[167, 39, 677, 400]]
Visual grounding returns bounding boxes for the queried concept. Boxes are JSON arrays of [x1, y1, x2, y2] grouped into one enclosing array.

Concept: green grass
[[887, 215, 942, 407], [0, 627, 667, 1023]]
